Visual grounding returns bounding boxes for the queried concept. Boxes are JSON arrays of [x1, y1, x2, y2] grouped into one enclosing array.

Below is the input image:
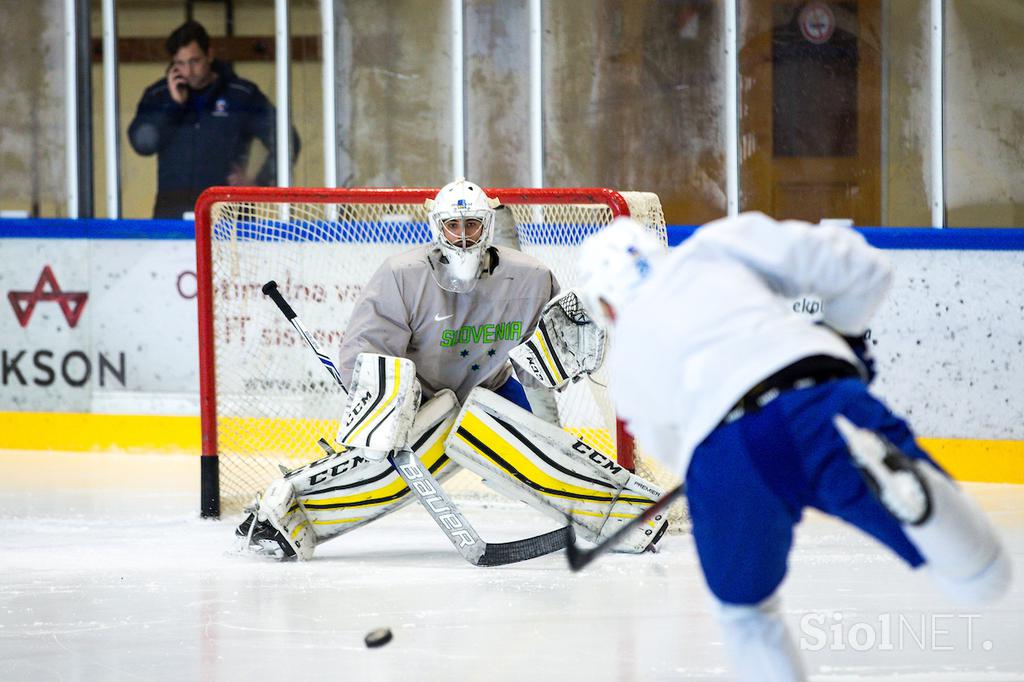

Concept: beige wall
[[883, 0, 932, 227], [0, 0, 67, 216], [544, 0, 727, 224], [1, 0, 1021, 226], [944, 0, 1024, 227], [335, 0, 452, 187]]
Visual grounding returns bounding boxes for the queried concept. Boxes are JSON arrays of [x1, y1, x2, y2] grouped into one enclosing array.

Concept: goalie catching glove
[[509, 290, 607, 390]]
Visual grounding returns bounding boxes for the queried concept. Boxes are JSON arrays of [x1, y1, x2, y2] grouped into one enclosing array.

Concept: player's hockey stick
[[566, 482, 684, 571], [260, 281, 344, 387], [261, 280, 573, 566]]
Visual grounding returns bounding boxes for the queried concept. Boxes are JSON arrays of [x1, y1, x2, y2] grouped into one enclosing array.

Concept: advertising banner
[[1, 229, 1023, 443], [1, 238, 197, 413]]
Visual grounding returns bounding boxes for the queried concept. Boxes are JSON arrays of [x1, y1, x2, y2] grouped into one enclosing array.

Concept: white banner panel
[[1, 236, 1022, 441], [787, 249, 1024, 440], [0, 239, 197, 413]]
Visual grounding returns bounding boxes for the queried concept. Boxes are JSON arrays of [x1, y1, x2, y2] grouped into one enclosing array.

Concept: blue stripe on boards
[[0, 218, 195, 240], [666, 224, 1024, 250], [3, 218, 1023, 251]]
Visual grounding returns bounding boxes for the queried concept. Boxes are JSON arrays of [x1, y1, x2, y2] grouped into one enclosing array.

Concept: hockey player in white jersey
[[577, 213, 1011, 681], [237, 179, 669, 562]]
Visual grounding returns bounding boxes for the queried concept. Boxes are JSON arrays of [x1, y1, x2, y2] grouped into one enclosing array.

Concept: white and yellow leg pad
[[258, 477, 318, 560], [278, 389, 462, 550], [337, 352, 422, 455], [444, 387, 668, 553]]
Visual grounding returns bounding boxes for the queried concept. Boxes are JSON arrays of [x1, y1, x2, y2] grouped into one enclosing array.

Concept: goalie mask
[[577, 217, 665, 326], [424, 178, 499, 293]]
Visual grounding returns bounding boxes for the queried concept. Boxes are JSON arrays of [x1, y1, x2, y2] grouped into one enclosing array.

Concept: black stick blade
[[566, 537, 590, 571], [476, 526, 575, 567]]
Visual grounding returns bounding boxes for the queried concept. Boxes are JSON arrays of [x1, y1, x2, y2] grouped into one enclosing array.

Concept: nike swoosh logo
[[434, 313, 454, 322]]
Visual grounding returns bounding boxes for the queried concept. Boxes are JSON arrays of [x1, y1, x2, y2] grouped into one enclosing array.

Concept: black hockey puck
[[364, 627, 393, 648]]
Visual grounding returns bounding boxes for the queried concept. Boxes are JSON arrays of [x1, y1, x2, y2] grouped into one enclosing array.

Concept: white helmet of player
[[424, 178, 499, 293], [577, 216, 664, 325]]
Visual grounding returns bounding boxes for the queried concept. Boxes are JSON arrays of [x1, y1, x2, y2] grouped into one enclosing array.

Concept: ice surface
[[0, 451, 1021, 681]]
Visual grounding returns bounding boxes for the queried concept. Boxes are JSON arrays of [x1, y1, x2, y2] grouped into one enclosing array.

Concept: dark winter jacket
[[127, 60, 300, 218]]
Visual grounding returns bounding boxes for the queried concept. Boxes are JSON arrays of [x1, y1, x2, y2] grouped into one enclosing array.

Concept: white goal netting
[[197, 187, 683, 525]]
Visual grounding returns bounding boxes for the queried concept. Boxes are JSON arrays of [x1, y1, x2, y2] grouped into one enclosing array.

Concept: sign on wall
[[1, 235, 1022, 441], [0, 239, 198, 413]]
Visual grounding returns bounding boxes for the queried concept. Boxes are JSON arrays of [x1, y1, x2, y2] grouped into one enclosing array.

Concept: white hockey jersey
[[338, 244, 559, 404], [608, 211, 893, 475]]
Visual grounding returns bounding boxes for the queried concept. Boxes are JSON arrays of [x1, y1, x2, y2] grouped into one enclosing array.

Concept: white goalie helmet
[[424, 178, 499, 293], [577, 217, 665, 326]]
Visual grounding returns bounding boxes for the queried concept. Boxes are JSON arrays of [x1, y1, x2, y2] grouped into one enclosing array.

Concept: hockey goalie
[[235, 179, 669, 563]]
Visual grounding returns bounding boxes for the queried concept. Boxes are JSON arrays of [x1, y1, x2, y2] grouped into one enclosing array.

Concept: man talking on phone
[[127, 21, 300, 219]]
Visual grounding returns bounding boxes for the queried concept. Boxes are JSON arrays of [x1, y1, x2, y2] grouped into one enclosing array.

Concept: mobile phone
[[167, 63, 187, 93]]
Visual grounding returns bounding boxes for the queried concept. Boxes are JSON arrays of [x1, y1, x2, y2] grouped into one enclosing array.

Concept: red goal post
[[195, 186, 669, 518]]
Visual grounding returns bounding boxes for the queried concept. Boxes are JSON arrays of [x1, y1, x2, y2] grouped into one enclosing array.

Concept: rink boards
[[0, 219, 1023, 483]]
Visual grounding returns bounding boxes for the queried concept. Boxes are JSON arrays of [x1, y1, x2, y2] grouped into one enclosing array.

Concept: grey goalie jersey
[[338, 244, 560, 404]]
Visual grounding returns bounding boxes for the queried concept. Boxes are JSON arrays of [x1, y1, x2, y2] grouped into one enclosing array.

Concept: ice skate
[[234, 496, 297, 560]]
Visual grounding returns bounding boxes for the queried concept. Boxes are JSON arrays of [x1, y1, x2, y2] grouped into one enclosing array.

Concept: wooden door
[[740, 0, 881, 225]]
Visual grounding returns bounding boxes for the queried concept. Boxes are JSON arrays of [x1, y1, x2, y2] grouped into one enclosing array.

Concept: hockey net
[[196, 186, 684, 527]]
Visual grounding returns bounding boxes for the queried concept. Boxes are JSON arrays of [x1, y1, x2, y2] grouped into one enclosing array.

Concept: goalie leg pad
[[337, 352, 422, 455], [239, 390, 462, 558], [257, 477, 318, 560], [297, 389, 461, 545], [444, 387, 668, 553]]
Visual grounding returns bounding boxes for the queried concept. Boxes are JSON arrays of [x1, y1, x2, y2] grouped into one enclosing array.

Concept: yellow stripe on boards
[[0, 411, 200, 453], [919, 437, 1024, 484], [218, 416, 341, 458], [347, 358, 404, 444], [0, 412, 1022, 485], [456, 411, 641, 504]]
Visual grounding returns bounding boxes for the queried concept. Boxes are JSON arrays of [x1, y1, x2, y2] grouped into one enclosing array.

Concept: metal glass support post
[[64, 0, 79, 218], [275, 0, 291, 188], [529, 0, 543, 188], [725, 0, 740, 217], [930, 0, 945, 228], [320, 0, 337, 188], [452, 0, 465, 179], [102, 0, 121, 218]]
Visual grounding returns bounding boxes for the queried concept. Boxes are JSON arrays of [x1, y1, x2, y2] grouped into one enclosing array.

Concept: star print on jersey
[[487, 349, 496, 357], [460, 349, 469, 358], [471, 363, 480, 371]]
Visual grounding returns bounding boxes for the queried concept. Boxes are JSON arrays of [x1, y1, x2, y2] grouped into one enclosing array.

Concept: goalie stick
[[261, 280, 573, 566], [566, 482, 683, 571]]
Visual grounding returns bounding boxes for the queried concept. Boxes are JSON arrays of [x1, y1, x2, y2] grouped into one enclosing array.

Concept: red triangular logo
[[6, 266, 88, 328]]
